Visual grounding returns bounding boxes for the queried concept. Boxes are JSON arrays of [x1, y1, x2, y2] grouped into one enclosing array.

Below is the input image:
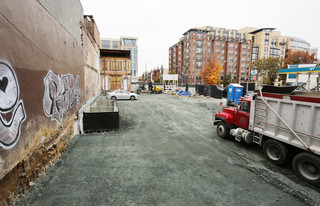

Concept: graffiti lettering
[[0, 61, 26, 149], [43, 70, 80, 123]]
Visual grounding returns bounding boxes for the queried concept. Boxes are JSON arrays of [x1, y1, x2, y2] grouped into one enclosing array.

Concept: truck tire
[[263, 139, 288, 166], [292, 152, 320, 186], [216, 122, 229, 139]]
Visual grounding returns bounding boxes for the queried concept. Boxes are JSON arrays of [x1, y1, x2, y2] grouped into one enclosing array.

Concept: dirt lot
[[17, 94, 320, 205]]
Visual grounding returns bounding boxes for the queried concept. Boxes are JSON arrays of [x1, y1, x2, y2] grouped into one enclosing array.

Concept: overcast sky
[[80, 0, 320, 76]]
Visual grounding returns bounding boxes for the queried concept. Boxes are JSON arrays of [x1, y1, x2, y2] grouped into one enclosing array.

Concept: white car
[[107, 90, 138, 100]]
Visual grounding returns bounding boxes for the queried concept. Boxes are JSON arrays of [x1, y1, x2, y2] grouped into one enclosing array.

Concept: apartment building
[[286, 36, 318, 58], [170, 26, 319, 85], [238, 27, 287, 61], [169, 28, 252, 84], [101, 37, 138, 76]]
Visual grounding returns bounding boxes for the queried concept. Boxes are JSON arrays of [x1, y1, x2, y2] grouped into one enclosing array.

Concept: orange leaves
[[200, 57, 223, 85], [284, 50, 318, 68]]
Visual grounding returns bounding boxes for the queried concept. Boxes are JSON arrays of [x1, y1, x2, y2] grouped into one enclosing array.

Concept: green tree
[[250, 57, 283, 85], [222, 74, 231, 87]]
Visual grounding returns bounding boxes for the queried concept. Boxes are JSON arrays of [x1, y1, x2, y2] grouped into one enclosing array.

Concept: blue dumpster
[[227, 84, 243, 104]]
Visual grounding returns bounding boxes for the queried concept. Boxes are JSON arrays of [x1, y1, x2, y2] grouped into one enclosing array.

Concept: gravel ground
[[17, 94, 320, 206]]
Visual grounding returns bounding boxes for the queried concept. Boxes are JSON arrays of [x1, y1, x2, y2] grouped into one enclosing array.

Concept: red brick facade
[[169, 29, 252, 85]]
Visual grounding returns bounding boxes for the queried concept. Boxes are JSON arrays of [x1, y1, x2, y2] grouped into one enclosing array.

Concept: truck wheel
[[216, 122, 229, 139], [263, 139, 288, 166], [293, 152, 320, 186]]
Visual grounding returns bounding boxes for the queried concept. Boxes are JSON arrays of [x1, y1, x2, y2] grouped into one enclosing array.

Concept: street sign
[[251, 70, 257, 75]]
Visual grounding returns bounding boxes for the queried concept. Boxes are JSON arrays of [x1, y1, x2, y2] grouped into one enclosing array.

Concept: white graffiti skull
[[0, 61, 26, 149], [0, 61, 19, 111]]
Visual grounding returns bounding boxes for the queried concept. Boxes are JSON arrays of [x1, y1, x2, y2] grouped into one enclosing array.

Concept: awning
[[278, 67, 320, 74]]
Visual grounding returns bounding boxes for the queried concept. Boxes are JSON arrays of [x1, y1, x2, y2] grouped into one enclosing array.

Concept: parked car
[[107, 90, 138, 100]]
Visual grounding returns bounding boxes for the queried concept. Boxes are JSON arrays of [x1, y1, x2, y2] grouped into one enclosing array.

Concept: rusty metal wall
[[0, 0, 85, 179]]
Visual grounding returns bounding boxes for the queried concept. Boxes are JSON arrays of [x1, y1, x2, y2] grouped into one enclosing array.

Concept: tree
[[250, 57, 283, 85], [284, 50, 318, 68], [154, 73, 160, 83], [200, 57, 223, 85]]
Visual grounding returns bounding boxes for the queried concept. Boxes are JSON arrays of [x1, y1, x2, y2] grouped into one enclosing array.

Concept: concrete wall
[[0, 0, 85, 182]]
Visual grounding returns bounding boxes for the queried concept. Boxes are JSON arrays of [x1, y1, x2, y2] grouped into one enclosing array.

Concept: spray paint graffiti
[[43, 70, 80, 123], [0, 61, 26, 149]]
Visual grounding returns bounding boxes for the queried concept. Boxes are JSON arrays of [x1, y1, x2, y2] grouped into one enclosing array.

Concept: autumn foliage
[[200, 57, 223, 85], [284, 50, 318, 68]]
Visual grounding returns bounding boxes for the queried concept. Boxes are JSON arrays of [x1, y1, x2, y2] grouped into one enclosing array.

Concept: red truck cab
[[214, 97, 251, 138]]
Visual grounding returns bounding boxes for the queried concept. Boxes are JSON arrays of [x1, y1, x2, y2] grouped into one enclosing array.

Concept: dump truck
[[214, 90, 320, 186]]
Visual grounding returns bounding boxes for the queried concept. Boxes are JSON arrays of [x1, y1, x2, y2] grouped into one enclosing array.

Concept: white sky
[[80, 0, 320, 76]]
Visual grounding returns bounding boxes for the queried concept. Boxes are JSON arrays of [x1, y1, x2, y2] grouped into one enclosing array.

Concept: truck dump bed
[[250, 92, 320, 155]]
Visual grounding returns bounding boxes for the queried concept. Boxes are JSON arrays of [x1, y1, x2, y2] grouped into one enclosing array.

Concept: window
[[229, 51, 234, 56], [216, 42, 221, 48], [252, 54, 258, 60], [240, 102, 250, 112], [122, 39, 136, 46], [221, 50, 225, 55], [101, 40, 111, 49], [196, 48, 203, 53], [252, 47, 259, 53], [264, 47, 268, 52], [198, 33, 203, 38], [264, 54, 268, 58], [229, 44, 234, 49], [242, 45, 247, 50], [197, 40, 203, 47], [229, 57, 234, 62], [241, 58, 246, 63], [112, 41, 119, 49]]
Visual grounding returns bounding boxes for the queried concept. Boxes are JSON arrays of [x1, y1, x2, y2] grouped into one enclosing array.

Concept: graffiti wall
[[43, 71, 81, 123], [0, 0, 85, 180], [0, 61, 26, 149]]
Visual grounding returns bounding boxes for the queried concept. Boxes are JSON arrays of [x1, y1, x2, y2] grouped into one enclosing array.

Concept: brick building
[[169, 28, 252, 84], [100, 49, 131, 91]]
